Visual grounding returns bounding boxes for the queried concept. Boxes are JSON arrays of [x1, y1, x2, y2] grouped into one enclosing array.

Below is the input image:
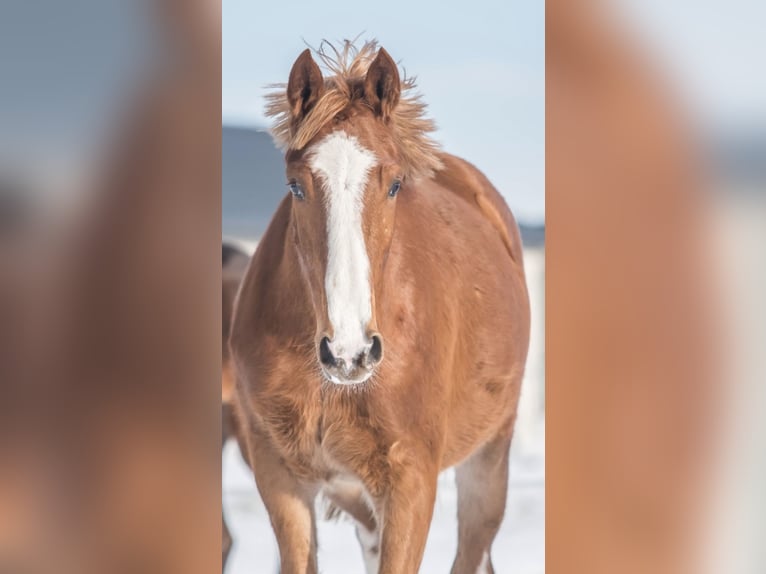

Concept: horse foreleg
[[248, 434, 319, 574], [377, 458, 438, 574], [450, 429, 513, 574], [323, 479, 379, 573], [222, 514, 232, 570]]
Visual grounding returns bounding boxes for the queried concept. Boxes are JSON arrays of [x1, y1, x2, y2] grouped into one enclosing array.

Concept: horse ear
[[287, 49, 325, 122], [364, 48, 401, 120]]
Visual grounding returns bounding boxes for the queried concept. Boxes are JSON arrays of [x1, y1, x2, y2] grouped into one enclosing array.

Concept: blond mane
[[265, 40, 443, 180]]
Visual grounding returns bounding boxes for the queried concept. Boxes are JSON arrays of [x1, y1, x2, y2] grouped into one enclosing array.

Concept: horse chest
[[312, 409, 391, 494]]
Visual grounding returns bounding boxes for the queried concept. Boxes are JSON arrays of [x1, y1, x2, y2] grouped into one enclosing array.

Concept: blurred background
[[221, 0, 545, 571], [610, 2, 766, 572], [1, 1, 221, 572], [547, 1, 766, 573]]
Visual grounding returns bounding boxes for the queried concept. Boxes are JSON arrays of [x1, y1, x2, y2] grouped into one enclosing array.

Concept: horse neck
[[272, 207, 321, 331]]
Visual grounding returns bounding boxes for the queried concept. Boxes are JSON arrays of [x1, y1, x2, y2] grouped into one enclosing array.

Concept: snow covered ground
[[223, 247, 545, 573]]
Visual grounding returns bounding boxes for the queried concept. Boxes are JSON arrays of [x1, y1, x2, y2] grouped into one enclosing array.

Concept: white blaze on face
[[308, 131, 377, 363]]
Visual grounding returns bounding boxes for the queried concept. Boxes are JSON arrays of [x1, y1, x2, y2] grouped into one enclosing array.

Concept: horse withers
[[230, 41, 530, 574]]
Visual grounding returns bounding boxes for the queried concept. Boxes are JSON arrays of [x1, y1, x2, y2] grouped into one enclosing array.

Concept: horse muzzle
[[318, 334, 383, 385]]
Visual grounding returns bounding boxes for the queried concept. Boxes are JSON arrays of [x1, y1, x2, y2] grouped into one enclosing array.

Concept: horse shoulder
[[229, 196, 297, 374], [432, 153, 525, 268]]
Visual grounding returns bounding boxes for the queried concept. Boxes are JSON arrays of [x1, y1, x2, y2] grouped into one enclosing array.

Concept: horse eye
[[388, 180, 401, 198], [288, 182, 305, 200]]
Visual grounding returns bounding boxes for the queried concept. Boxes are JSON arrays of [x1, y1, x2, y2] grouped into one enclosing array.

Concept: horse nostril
[[368, 334, 383, 366], [319, 337, 335, 367]]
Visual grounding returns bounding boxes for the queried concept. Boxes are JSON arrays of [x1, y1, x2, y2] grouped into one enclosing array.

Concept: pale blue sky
[[613, 0, 766, 132], [222, 0, 545, 222], [223, 0, 766, 224]]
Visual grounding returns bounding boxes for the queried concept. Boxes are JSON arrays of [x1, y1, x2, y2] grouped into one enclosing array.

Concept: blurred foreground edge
[[0, 1, 221, 573], [547, 2, 721, 574]]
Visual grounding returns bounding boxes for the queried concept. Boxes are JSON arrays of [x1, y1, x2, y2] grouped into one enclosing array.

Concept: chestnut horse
[[221, 242, 250, 569], [230, 41, 530, 574]]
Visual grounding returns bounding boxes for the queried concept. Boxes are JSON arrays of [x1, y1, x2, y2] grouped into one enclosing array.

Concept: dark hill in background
[[713, 129, 766, 188], [223, 126, 286, 239], [223, 125, 545, 246]]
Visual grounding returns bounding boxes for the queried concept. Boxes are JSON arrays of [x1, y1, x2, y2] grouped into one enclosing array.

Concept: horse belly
[[441, 356, 525, 468], [322, 473, 377, 530]]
